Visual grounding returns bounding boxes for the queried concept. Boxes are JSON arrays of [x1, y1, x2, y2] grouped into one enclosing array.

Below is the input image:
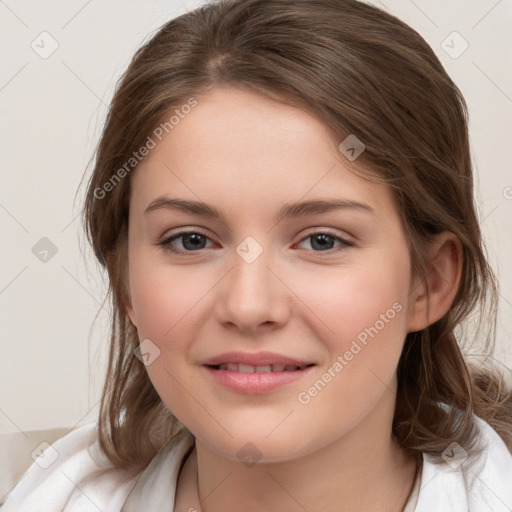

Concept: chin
[[195, 426, 321, 465]]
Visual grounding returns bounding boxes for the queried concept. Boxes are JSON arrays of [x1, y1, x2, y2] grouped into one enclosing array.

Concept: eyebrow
[[144, 196, 375, 222]]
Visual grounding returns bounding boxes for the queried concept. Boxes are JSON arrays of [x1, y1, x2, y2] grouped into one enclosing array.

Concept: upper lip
[[202, 351, 315, 367]]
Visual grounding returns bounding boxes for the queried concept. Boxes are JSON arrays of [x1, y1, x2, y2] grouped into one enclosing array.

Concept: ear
[[406, 231, 463, 333]]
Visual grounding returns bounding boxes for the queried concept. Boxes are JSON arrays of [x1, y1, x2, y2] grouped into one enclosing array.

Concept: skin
[[125, 85, 462, 512]]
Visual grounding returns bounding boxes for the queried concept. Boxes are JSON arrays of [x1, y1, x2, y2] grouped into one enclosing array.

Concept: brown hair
[[81, 0, 512, 472]]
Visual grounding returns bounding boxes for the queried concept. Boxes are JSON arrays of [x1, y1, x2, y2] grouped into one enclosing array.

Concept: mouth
[[203, 362, 316, 394], [205, 363, 316, 373]]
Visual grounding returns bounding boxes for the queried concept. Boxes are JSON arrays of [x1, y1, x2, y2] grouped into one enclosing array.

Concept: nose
[[214, 245, 290, 334]]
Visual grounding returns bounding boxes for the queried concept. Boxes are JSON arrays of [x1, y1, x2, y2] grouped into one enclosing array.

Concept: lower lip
[[202, 365, 315, 394]]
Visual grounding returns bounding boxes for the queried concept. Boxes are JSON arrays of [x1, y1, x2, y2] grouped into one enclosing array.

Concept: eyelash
[[157, 229, 355, 255]]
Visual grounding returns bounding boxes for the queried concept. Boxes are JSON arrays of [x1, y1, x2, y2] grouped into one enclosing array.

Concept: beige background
[[1, 0, 511, 441]]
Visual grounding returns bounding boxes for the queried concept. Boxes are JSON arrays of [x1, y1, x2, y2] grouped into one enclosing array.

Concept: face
[[125, 86, 418, 463]]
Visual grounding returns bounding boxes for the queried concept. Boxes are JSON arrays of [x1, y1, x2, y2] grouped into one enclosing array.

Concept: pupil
[[184, 233, 205, 250], [312, 234, 333, 251]]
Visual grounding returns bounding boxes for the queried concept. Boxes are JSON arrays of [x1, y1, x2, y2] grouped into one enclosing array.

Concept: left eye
[[158, 230, 354, 254], [296, 232, 354, 252]]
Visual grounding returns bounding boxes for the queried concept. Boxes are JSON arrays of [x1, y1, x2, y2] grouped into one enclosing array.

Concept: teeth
[[216, 363, 304, 372], [238, 363, 256, 373], [255, 365, 272, 373]]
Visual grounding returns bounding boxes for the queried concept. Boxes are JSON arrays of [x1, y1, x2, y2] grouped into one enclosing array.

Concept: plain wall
[[1, 0, 511, 435]]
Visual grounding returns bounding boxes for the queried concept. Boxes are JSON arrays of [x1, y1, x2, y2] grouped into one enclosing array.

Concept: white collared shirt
[[1, 414, 511, 511]]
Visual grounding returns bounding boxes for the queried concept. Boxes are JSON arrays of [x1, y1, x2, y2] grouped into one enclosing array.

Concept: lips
[[212, 362, 309, 373], [202, 350, 315, 369], [201, 351, 316, 393], [203, 362, 315, 394]]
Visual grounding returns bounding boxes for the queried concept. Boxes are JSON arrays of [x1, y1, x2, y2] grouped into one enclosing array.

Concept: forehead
[[130, 86, 399, 224]]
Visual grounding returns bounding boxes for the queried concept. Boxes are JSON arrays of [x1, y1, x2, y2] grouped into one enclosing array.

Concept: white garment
[[1, 414, 511, 511]]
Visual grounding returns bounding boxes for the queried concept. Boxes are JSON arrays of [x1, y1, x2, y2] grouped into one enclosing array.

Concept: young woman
[[2, 0, 511, 510]]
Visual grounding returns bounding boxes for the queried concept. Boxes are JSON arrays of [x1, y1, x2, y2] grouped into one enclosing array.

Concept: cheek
[[128, 257, 211, 392], [128, 260, 200, 413], [301, 260, 409, 345], [291, 266, 410, 430], [129, 256, 198, 340], [296, 260, 411, 412]]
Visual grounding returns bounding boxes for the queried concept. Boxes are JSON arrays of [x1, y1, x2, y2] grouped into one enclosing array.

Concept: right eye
[[158, 230, 215, 253]]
